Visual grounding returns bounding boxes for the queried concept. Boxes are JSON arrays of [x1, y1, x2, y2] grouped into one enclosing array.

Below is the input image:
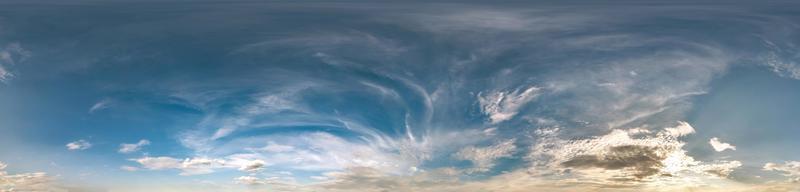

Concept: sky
[[1, 1, 800, 192]]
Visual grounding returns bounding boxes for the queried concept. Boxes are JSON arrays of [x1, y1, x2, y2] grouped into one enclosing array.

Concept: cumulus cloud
[[0, 161, 60, 192], [529, 121, 741, 183], [233, 176, 263, 185], [478, 87, 540, 124], [454, 139, 516, 173], [66, 140, 92, 151], [560, 145, 665, 179], [661, 121, 695, 137], [236, 159, 265, 172], [132, 157, 182, 170], [119, 139, 150, 154], [709, 137, 736, 152], [131, 157, 232, 176], [763, 161, 800, 181], [233, 175, 297, 187], [130, 156, 269, 175]]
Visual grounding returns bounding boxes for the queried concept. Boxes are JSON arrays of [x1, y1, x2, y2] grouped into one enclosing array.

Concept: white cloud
[[0, 43, 31, 84], [0, 65, 12, 84], [128, 156, 224, 175], [259, 142, 295, 153], [234, 176, 263, 185], [709, 137, 736, 152], [89, 98, 114, 113], [761, 45, 800, 80], [0, 161, 61, 191], [132, 156, 182, 170], [131, 156, 268, 175], [478, 87, 541, 124], [119, 139, 151, 154], [661, 121, 695, 137], [763, 161, 800, 181], [235, 159, 265, 172], [529, 121, 741, 183], [66, 140, 92, 151], [454, 139, 516, 173]]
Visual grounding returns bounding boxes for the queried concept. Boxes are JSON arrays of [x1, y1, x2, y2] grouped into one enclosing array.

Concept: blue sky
[[1, 1, 800, 191]]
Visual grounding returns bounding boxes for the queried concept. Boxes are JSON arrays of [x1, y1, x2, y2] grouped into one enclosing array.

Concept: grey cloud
[[561, 145, 665, 179]]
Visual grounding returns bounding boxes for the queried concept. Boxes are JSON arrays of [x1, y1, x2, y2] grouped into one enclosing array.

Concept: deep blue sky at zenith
[[1, 1, 800, 191]]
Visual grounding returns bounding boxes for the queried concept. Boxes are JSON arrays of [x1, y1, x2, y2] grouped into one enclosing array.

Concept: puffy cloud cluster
[[529, 121, 742, 183], [129, 156, 266, 175], [454, 139, 516, 173], [0, 161, 61, 192], [763, 161, 800, 182]]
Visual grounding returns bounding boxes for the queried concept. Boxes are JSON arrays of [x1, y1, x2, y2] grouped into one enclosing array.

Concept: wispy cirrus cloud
[[88, 98, 114, 113], [478, 87, 541, 124], [0, 43, 31, 84]]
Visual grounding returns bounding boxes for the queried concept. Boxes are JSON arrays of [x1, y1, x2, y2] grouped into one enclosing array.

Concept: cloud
[[233, 175, 297, 187], [0, 161, 61, 192], [454, 139, 516, 173], [258, 142, 295, 153], [233, 176, 263, 185], [529, 121, 741, 183], [315, 167, 460, 192], [236, 159, 265, 172], [119, 139, 151, 154], [130, 156, 268, 175], [0, 43, 31, 84], [88, 98, 114, 113], [763, 161, 800, 181], [132, 157, 182, 170], [66, 140, 92, 151], [35, 5, 800, 191], [478, 87, 541, 124], [0, 65, 12, 84], [709, 137, 736, 152], [661, 121, 695, 137], [131, 157, 231, 176], [761, 39, 800, 80], [560, 145, 665, 179]]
